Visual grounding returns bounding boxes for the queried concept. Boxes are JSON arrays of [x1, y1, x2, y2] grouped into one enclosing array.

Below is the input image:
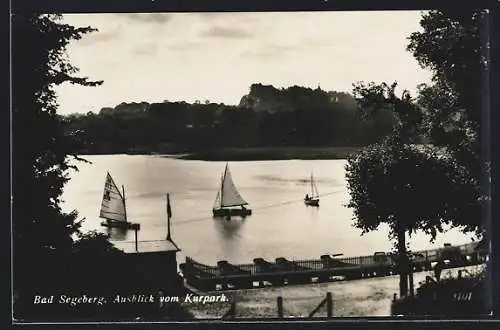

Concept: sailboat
[[212, 163, 252, 218], [99, 172, 140, 230], [304, 172, 320, 207]]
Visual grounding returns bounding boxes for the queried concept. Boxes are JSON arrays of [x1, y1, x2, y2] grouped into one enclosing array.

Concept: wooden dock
[[180, 243, 486, 291]]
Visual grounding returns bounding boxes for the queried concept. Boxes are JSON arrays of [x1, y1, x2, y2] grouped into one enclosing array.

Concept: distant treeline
[[63, 83, 423, 154]]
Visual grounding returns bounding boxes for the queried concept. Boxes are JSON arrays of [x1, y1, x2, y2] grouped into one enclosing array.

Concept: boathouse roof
[[114, 238, 181, 254]]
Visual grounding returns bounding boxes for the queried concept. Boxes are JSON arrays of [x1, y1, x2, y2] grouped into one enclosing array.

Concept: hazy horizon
[[55, 11, 432, 115]]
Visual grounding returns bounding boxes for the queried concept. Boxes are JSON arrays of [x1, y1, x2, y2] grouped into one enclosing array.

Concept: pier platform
[[180, 243, 486, 291]]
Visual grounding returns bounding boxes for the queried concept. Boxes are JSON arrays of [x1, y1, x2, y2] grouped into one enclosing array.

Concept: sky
[[55, 11, 433, 115]]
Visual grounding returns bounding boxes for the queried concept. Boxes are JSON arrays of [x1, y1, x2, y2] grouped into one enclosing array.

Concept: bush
[[392, 266, 488, 316]]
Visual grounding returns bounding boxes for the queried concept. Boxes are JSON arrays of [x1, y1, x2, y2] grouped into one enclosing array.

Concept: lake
[[62, 155, 474, 265]]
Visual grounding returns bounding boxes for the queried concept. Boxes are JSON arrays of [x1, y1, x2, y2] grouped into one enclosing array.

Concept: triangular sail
[[100, 173, 127, 222], [309, 172, 320, 199], [213, 172, 223, 208], [218, 163, 248, 208], [213, 190, 221, 209]]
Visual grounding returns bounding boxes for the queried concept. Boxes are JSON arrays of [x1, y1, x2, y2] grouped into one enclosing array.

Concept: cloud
[[241, 44, 298, 58], [240, 35, 336, 59], [133, 42, 160, 56], [167, 41, 204, 51], [78, 26, 123, 46], [195, 12, 261, 23], [301, 37, 335, 48], [123, 13, 172, 24], [202, 26, 253, 39]]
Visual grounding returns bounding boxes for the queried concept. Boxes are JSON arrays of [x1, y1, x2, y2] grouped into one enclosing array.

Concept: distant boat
[[212, 163, 252, 218], [99, 172, 140, 230], [304, 172, 320, 207]]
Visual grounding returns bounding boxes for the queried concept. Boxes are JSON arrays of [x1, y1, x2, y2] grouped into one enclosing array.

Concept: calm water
[[62, 155, 474, 264]]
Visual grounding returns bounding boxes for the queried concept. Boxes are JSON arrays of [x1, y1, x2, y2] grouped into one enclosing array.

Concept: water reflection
[[213, 217, 246, 239], [106, 226, 128, 241], [308, 206, 320, 221]]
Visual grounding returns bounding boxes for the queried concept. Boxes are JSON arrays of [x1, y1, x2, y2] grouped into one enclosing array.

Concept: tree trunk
[[409, 268, 414, 297], [397, 228, 409, 298]]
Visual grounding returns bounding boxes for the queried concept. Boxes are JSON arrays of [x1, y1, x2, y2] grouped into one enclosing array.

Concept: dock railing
[[183, 242, 481, 282]]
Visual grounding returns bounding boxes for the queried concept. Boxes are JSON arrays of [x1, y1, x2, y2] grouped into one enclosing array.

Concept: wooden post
[[166, 193, 172, 240], [222, 298, 236, 319], [134, 228, 138, 252], [326, 292, 333, 317], [122, 185, 128, 222], [277, 296, 283, 318], [397, 228, 408, 298], [230, 299, 236, 318], [409, 270, 414, 297]]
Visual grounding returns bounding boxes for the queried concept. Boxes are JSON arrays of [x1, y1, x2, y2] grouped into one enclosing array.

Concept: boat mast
[[122, 185, 128, 222], [310, 172, 314, 197]]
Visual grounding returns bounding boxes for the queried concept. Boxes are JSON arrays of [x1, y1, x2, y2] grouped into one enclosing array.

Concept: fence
[[221, 292, 333, 319], [184, 242, 479, 279]]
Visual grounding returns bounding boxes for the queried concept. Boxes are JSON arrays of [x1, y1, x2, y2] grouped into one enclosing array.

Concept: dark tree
[[345, 10, 487, 299], [352, 81, 423, 144], [12, 14, 194, 321], [407, 10, 485, 133], [345, 142, 478, 297], [407, 10, 487, 236], [11, 13, 103, 317]]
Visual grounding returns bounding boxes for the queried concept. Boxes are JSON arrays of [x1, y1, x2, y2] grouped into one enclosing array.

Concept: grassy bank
[[182, 265, 485, 319], [177, 146, 362, 161]]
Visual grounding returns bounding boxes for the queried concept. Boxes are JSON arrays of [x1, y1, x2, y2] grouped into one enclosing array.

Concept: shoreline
[[75, 146, 363, 161]]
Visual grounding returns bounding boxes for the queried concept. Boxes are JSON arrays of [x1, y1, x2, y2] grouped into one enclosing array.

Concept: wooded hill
[[63, 83, 424, 154]]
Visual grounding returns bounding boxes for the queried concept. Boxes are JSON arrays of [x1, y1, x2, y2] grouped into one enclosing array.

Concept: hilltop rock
[[99, 102, 151, 115], [238, 83, 358, 114]]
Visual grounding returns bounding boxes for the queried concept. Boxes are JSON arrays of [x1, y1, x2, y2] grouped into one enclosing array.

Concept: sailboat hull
[[100, 220, 140, 230], [304, 198, 320, 207], [212, 208, 252, 217]]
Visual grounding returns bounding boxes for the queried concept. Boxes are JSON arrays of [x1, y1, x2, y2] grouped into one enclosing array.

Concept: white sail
[[310, 173, 320, 198], [213, 172, 223, 208], [218, 163, 248, 208], [213, 190, 221, 209], [99, 173, 127, 222]]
